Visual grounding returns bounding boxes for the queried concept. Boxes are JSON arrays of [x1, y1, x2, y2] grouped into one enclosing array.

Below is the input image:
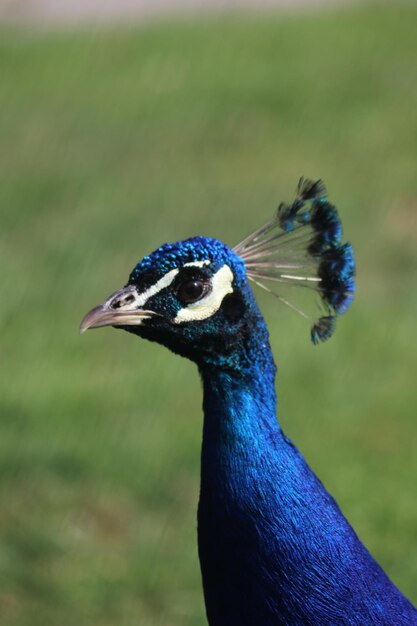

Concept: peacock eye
[[177, 279, 209, 304]]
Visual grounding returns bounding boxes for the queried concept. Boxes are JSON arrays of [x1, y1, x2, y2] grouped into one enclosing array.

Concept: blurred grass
[[0, 5, 417, 625]]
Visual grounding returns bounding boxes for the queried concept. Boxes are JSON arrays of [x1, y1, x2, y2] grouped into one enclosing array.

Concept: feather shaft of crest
[[234, 178, 355, 343], [233, 218, 276, 253], [244, 257, 318, 267], [248, 276, 311, 320], [242, 247, 317, 262], [239, 230, 312, 258], [246, 267, 322, 281], [239, 241, 312, 262], [245, 263, 319, 273], [281, 274, 321, 282], [247, 271, 323, 294], [249, 271, 355, 300]]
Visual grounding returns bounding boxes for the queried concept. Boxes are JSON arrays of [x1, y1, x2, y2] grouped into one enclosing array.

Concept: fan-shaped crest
[[233, 178, 355, 343]]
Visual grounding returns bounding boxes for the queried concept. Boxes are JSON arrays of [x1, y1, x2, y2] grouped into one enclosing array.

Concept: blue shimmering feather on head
[[128, 236, 247, 286]]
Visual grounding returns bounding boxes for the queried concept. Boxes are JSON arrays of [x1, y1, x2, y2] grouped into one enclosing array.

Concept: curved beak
[[79, 285, 159, 334]]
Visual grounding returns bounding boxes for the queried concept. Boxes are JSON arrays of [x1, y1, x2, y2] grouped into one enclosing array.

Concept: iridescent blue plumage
[[81, 179, 417, 625]]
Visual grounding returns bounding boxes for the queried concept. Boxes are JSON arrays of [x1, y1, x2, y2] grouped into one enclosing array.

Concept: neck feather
[[199, 319, 280, 464], [198, 289, 277, 411]]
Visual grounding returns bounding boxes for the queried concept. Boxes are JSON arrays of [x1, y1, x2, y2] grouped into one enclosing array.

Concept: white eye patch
[[183, 260, 211, 268], [134, 268, 180, 307], [131, 260, 210, 308], [118, 261, 233, 325], [174, 264, 234, 324], [130, 262, 211, 309]]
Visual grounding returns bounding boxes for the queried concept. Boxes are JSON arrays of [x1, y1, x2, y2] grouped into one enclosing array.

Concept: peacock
[[81, 179, 417, 626]]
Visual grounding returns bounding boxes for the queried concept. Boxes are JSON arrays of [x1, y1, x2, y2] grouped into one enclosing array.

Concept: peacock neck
[[198, 330, 282, 500], [197, 330, 286, 625], [196, 311, 417, 626], [200, 296, 278, 424]]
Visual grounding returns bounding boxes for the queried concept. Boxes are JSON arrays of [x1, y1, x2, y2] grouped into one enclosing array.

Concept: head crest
[[233, 178, 355, 343]]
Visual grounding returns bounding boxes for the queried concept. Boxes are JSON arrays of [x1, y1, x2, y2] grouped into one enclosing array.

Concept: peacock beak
[[79, 285, 159, 334]]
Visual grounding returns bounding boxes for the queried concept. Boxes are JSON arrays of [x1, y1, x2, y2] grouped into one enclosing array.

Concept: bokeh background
[[1, 1, 416, 624]]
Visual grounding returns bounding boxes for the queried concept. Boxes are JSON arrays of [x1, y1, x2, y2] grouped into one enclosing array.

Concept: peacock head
[[80, 179, 355, 369], [80, 236, 264, 370]]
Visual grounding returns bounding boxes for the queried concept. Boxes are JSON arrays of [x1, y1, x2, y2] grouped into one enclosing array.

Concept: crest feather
[[233, 178, 355, 343]]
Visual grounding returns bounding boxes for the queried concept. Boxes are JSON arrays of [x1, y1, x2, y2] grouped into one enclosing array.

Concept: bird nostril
[[111, 294, 135, 309]]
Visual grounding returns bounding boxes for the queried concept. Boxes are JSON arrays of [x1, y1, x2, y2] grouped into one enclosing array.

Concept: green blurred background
[[1, 3, 417, 625]]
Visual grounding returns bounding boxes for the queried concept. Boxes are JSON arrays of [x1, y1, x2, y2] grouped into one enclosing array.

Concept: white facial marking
[[174, 264, 234, 324], [121, 262, 211, 311], [134, 268, 179, 307], [106, 260, 232, 327], [183, 260, 211, 268]]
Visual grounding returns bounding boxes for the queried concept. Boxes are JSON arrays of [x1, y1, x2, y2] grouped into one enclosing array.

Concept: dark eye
[[177, 279, 208, 304]]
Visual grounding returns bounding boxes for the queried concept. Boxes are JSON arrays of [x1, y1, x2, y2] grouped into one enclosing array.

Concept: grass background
[[1, 4, 416, 624]]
